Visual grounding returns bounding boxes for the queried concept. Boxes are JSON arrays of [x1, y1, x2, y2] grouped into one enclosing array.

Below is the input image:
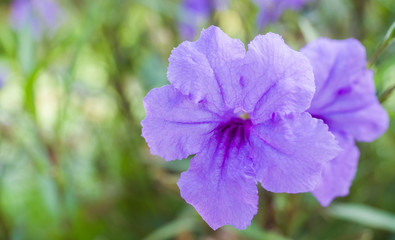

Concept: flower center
[[215, 117, 252, 147], [239, 112, 250, 120]]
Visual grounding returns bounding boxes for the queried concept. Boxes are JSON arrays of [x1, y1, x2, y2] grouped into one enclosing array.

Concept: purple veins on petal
[[178, 118, 258, 230], [142, 26, 341, 230], [301, 38, 389, 206]]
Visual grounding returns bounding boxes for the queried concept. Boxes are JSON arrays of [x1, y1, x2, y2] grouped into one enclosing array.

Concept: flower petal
[[312, 132, 360, 207], [301, 38, 367, 110], [177, 135, 258, 230], [302, 38, 389, 141], [321, 101, 389, 142], [168, 26, 246, 113], [242, 33, 315, 124], [141, 85, 221, 161], [250, 112, 340, 193]]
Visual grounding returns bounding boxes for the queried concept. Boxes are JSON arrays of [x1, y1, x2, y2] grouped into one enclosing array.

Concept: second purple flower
[[301, 38, 389, 206]]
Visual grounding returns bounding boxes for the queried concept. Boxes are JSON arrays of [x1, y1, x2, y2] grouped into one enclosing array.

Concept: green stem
[[379, 84, 395, 104], [367, 21, 395, 67], [23, 69, 40, 120], [0, 167, 10, 239], [367, 40, 391, 68], [263, 190, 276, 230]]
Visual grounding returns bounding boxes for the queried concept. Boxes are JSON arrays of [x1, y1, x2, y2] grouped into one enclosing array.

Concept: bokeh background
[[0, 0, 394, 239]]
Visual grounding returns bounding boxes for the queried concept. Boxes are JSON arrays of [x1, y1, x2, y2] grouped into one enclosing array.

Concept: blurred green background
[[0, 0, 395, 239]]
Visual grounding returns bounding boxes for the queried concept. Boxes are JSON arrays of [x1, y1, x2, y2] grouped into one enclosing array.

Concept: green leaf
[[327, 203, 395, 232]]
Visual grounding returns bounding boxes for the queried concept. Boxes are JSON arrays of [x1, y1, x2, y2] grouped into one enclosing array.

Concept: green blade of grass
[[327, 203, 395, 232]]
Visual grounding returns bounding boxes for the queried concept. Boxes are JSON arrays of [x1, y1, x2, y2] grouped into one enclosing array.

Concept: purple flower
[[179, 0, 227, 40], [253, 0, 314, 29], [10, 0, 63, 38], [301, 38, 389, 206], [142, 26, 340, 229]]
